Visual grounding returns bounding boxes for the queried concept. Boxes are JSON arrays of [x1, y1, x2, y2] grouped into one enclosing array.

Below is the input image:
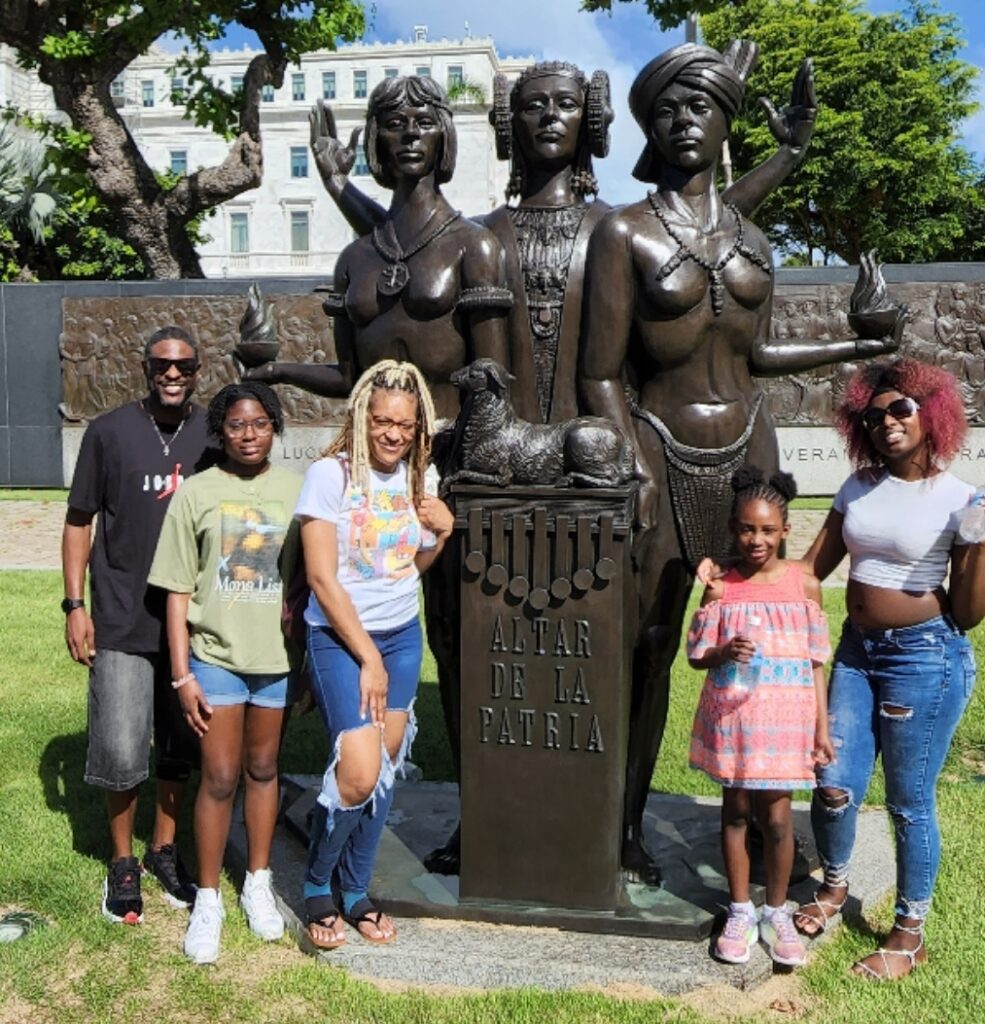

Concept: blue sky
[[213, 1, 985, 205]]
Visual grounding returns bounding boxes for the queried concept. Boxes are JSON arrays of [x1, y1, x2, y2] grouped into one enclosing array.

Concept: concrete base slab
[[226, 777, 895, 995]]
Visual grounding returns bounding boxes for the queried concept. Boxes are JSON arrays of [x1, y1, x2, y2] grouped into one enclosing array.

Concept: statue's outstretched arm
[[310, 99, 386, 236], [724, 59, 816, 217]]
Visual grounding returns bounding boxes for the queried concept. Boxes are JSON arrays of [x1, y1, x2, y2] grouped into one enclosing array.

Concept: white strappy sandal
[[852, 923, 925, 981]]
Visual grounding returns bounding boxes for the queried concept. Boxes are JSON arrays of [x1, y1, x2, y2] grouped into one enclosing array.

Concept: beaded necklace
[[646, 191, 772, 315]]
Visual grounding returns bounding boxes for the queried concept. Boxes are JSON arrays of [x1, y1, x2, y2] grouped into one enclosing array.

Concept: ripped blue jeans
[[813, 616, 975, 921], [305, 616, 421, 897]]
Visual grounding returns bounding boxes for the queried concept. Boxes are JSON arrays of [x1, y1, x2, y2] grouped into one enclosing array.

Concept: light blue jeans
[[813, 616, 975, 921], [304, 617, 421, 897]]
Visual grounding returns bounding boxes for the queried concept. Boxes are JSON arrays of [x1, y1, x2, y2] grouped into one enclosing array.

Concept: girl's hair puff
[[836, 357, 966, 471], [729, 465, 798, 522], [323, 360, 437, 503]]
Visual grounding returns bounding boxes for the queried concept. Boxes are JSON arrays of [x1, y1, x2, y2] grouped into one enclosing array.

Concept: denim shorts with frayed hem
[[85, 648, 198, 790]]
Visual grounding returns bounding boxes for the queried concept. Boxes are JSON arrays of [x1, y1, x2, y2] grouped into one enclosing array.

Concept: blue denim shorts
[[189, 654, 293, 709], [306, 616, 422, 738]]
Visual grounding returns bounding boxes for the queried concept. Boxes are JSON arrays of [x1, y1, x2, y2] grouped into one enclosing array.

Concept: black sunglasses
[[146, 357, 199, 376], [862, 396, 920, 431]]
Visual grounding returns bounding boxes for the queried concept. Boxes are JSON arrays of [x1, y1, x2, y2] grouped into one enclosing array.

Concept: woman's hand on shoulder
[[696, 557, 727, 587]]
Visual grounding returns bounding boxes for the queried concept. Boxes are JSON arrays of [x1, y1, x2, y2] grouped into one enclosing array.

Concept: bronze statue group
[[64, 40, 983, 980]]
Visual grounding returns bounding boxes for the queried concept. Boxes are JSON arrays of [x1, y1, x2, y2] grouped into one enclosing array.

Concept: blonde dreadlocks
[[322, 360, 437, 502]]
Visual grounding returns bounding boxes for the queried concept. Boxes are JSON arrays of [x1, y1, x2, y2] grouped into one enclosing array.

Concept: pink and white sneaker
[[714, 909, 759, 964], [760, 907, 808, 966]]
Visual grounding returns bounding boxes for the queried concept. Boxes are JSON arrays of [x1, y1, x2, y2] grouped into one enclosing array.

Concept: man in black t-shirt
[[63, 325, 215, 924]]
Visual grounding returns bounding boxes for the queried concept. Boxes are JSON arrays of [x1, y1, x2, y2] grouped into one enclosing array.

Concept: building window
[[230, 74, 244, 95], [111, 77, 125, 101], [261, 83, 274, 102], [169, 150, 188, 175], [353, 143, 369, 177], [384, 67, 398, 79], [447, 65, 463, 90], [141, 80, 154, 107], [353, 70, 367, 99], [322, 71, 336, 99], [292, 73, 305, 102], [290, 210, 310, 253], [415, 66, 430, 78], [290, 147, 308, 178], [230, 213, 249, 254], [171, 76, 186, 100]]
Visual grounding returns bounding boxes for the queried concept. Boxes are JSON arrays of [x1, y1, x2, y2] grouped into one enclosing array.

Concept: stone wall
[[2, 265, 984, 490]]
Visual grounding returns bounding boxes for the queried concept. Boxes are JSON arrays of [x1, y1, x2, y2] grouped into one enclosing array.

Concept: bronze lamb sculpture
[[442, 358, 635, 489]]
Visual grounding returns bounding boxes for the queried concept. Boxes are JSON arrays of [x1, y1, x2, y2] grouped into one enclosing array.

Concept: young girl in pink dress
[[687, 467, 834, 967]]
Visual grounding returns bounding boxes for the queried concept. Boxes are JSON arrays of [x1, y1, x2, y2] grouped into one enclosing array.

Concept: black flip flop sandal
[[305, 894, 346, 950], [342, 897, 396, 945]]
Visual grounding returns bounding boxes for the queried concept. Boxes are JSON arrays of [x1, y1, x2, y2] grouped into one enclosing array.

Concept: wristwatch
[[61, 597, 86, 614]]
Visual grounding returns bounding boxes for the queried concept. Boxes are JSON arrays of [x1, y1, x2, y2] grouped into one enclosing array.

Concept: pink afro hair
[[836, 357, 967, 470]]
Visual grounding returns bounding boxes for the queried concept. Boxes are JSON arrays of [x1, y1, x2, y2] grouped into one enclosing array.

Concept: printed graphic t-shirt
[[67, 401, 214, 653], [295, 457, 423, 632], [148, 465, 303, 674]]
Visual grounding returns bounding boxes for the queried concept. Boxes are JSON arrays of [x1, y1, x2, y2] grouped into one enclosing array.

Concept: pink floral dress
[[687, 564, 831, 789]]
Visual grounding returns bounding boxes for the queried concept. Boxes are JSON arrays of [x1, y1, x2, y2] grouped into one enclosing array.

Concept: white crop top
[[835, 469, 974, 591]]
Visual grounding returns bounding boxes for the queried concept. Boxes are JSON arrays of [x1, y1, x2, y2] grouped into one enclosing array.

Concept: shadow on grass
[[38, 731, 108, 861], [39, 731, 199, 864]]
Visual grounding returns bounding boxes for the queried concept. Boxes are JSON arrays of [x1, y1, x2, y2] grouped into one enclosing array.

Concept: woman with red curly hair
[[790, 356, 985, 978]]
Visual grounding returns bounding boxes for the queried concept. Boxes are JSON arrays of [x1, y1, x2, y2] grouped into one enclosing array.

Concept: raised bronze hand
[[309, 99, 361, 189], [758, 58, 817, 155]]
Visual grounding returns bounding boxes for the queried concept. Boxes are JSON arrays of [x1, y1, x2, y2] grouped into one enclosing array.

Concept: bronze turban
[[629, 41, 757, 183]]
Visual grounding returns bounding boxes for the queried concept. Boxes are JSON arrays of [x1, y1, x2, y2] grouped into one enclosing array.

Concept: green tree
[[581, 0, 738, 31], [701, 0, 983, 263], [0, 1, 365, 279], [0, 122, 61, 280]]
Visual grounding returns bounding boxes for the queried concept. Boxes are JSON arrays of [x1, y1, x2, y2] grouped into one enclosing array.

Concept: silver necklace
[[145, 404, 187, 457]]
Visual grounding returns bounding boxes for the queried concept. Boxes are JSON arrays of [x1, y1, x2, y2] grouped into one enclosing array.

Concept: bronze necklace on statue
[[646, 192, 771, 316], [371, 209, 461, 297]]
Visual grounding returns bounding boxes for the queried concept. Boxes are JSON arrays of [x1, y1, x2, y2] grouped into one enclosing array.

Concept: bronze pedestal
[[454, 484, 636, 911]]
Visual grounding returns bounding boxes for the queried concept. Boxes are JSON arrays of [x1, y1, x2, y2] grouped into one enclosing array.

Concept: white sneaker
[[240, 868, 285, 941], [184, 888, 224, 965]]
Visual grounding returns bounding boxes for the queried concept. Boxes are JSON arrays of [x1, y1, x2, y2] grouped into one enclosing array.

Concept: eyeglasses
[[369, 415, 418, 437], [224, 418, 274, 437], [146, 357, 199, 377], [862, 397, 920, 431]]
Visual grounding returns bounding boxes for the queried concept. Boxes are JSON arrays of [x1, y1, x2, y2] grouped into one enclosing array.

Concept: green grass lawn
[[1, 572, 983, 1023]]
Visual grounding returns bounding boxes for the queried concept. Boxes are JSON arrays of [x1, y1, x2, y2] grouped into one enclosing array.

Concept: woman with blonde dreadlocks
[[294, 361, 453, 950]]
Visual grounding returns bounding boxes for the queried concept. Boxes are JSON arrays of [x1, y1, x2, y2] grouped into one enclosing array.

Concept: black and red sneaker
[[142, 844, 196, 909], [102, 856, 143, 924]]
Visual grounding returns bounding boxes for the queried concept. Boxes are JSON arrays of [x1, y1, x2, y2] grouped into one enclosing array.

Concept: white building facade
[[0, 32, 528, 278]]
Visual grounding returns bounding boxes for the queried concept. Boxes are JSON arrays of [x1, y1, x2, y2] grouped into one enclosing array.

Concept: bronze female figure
[[580, 41, 901, 883]]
